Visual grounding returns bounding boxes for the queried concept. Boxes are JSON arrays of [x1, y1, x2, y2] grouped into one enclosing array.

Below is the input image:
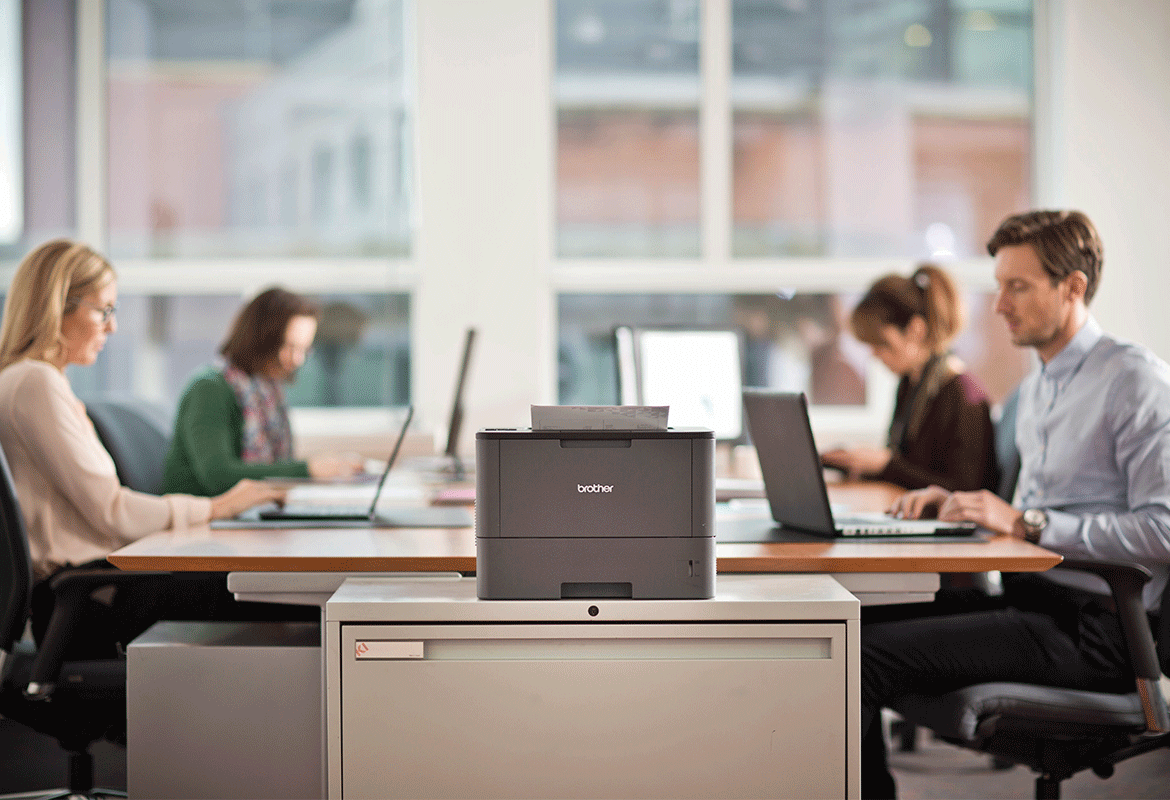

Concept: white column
[[412, 0, 555, 447]]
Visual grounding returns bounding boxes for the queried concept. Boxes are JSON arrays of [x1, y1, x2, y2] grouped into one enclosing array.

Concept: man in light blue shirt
[[861, 209, 1170, 798]]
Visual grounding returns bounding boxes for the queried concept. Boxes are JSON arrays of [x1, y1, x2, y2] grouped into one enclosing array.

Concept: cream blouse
[[0, 359, 212, 579]]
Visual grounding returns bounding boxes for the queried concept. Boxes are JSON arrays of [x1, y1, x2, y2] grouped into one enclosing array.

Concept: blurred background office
[[1, 0, 1168, 455]]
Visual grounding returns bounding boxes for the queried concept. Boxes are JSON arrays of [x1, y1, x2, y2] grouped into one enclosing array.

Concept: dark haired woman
[[820, 264, 998, 492], [162, 287, 362, 496]]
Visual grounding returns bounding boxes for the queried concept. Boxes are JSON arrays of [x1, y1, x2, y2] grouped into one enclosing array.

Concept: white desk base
[[127, 621, 321, 799], [832, 572, 940, 606]]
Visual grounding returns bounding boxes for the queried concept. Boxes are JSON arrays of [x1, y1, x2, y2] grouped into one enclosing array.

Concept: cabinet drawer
[[339, 621, 846, 799]]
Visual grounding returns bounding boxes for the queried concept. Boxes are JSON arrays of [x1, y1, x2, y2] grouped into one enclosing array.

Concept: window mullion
[[700, 0, 731, 268]]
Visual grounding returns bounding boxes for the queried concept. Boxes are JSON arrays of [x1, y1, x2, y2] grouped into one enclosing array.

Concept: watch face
[[1024, 508, 1046, 529]]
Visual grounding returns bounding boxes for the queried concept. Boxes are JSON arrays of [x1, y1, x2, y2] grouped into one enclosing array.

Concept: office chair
[[0, 438, 161, 798], [994, 385, 1021, 502], [890, 558, 1170, 799], [85, 399, 172, 495]]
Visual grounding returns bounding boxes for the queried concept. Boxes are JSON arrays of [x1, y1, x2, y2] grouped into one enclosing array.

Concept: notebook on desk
[[219, 406, 472, 529], [722, 389, 978, 542]]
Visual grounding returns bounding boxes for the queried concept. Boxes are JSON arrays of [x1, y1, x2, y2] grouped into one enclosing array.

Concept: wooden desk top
[[107, 481, 1061, 575], [107, 524, 1060, 574]]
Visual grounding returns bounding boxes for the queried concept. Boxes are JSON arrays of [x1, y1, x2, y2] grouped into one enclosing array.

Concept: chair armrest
[[1055, 558, 1169, 733], [1055, 559, 1156, 680], [28, 568, 170, 696]]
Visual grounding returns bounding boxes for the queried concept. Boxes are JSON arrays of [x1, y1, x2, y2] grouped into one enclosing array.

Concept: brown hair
[[986, 209, 1103, 304], [220, 287, 320, 374], [0, 239, 115, 371], [850, 263, 964, 356]]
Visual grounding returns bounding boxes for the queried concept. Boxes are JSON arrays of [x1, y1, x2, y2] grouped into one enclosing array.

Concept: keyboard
[[258, 504, 372, 522]]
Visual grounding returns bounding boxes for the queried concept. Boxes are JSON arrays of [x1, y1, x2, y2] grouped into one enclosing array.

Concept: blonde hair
[[0, 239, 116, 370], [850, 263, 964, 356]]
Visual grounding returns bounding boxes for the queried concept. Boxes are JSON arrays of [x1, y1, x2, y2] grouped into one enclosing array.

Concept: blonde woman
[[0, 239, 288, 656], [820, 263, 998, 492]]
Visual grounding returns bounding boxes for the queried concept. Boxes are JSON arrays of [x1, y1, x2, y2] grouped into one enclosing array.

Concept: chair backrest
[[1160, 570, 1170, 679], [0, 439, 33, 656], [85, 399, 172, 495], [994, 386, 1021, 501]]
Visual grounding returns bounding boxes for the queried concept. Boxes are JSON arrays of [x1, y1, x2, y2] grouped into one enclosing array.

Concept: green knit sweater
[[160, 368, 311, 496]]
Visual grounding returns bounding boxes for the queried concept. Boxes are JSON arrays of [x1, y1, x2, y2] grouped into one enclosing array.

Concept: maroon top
[[875, 372, 999, 492]]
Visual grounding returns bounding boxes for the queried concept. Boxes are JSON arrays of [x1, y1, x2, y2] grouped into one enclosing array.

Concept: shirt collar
[[1041, 315, 1102, 383]]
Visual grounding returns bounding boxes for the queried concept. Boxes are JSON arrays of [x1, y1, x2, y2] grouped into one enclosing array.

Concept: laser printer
[[475, 427, 715, 600]]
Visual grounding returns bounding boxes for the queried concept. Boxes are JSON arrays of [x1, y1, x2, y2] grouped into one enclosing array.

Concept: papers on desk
[[714, 477, 765, 501], [530, 405, 668, 430]]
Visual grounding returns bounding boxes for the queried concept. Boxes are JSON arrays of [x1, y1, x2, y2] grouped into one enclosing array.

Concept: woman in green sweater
[[162, 288, 363, 496]]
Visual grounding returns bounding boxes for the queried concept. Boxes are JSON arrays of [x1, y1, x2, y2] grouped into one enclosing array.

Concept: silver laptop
[[218, 406, 472, 529], [732, 389, 977, 540]]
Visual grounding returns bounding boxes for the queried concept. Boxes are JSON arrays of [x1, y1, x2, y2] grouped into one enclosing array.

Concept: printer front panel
[[498, 437, 694, 539]]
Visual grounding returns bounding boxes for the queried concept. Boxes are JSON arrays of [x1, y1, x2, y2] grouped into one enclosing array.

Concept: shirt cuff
[[1034, 508, 1079, 549], [167, 495, 214, 531]]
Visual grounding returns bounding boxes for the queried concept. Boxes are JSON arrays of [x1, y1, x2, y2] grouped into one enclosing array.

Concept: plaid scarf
[[221, 363, 293, 464]]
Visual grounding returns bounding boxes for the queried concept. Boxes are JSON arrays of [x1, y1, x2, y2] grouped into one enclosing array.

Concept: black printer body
[[475, 427, 715, 600]]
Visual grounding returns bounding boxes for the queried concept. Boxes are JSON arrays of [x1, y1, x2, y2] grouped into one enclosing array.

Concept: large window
[[58, 0, 417, 412], [106, 0, 412, 259], [731, 0, 1032, 258], [556, 0, 701, 257], [556, 0, 1034, 419], [7, 2, 1057, 444]]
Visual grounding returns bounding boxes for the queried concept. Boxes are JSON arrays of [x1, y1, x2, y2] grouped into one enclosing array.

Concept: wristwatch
[[1021, 508, 1048, 543]]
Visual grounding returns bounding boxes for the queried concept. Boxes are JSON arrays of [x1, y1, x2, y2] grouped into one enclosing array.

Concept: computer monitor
[[442, 328, 476, 474], [615, 325, 745, 442]]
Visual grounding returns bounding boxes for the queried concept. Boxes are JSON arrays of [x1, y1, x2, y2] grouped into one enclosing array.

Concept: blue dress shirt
[[1015, 316, 1170, 610]]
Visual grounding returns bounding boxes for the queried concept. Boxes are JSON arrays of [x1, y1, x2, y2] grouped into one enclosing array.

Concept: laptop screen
[[364, 405, 414, 517], [741, 389, 838, 535]]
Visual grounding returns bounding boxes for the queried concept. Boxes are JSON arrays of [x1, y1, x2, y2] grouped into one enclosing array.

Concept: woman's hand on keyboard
[[210, 479, 289, 520], [308, 452, 366, 479]]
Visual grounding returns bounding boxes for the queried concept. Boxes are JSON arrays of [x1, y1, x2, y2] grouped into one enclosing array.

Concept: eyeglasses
[[78, 302, 118, 323]]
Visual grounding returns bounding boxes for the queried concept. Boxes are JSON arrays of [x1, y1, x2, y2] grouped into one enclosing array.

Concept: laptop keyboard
[[834, 513, 976, 536], [259, 503, 371, 521]]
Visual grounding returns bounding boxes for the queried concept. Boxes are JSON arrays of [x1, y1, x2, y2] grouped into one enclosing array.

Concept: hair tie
[[914, 272, 930, 290]]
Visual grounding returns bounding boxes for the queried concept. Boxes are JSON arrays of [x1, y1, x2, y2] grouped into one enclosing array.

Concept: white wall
[[1040, 0, 1170, 361]]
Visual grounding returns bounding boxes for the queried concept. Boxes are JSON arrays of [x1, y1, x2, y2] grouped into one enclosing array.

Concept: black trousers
[[860, 575, 1134, 799], [31, 560, 318, 660]]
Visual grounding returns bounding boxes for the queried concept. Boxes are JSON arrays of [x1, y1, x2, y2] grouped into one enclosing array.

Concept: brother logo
[[577, 483, 614, 493]]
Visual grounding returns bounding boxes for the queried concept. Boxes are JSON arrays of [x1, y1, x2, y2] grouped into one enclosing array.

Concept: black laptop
[[723, 389, 978, 541], [223, 406, 472, 529]]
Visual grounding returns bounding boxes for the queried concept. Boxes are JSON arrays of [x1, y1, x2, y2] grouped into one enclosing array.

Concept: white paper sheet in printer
[[475, 427, 715, 600]]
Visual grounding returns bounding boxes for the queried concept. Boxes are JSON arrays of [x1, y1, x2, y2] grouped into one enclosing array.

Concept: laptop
[[225, 406, 472, 529], [724, 389, 978, 541]]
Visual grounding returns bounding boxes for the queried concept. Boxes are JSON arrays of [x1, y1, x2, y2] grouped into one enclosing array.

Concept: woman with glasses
[[161, 287, 364, 497], [0, 239, 292, 657]]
